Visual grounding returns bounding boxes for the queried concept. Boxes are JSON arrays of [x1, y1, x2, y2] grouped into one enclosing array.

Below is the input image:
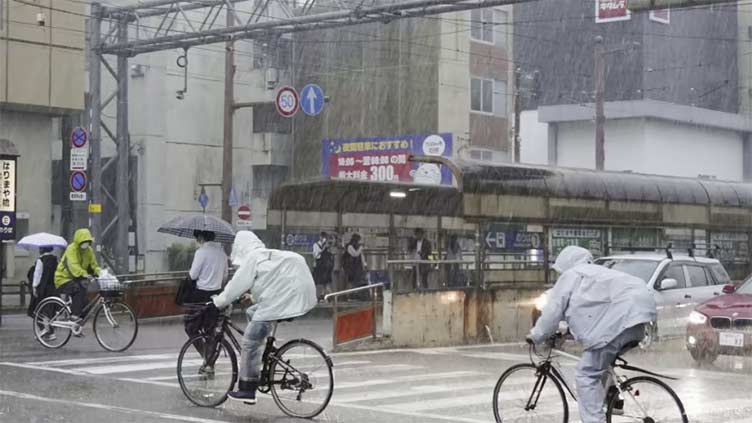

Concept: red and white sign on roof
[[595, 0, 631, 23], [649, 8, 670, 24]]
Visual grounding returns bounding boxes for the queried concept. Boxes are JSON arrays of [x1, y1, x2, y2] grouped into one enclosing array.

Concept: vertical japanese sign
[[321, 133, 453, 186], [0, 158, 16, 241], [649, 8, 670, 24], [595, 0, 631, 23]]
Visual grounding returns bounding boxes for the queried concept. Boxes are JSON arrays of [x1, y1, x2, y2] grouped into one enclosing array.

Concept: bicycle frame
[[48, 294, 107, 332], [208, 310, 308, 393]]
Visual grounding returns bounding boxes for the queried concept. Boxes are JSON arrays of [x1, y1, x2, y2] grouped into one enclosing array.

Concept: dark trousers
[[58, 279, 88, 317], [184, 289, 222, 356], [413, 265, 430, 289]]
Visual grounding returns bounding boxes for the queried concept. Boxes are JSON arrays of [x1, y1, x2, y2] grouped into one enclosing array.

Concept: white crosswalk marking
[[9, 349, 752, 423]]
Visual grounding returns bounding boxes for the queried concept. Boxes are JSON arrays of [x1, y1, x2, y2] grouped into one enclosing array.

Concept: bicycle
[[492, 333, 689, 423], [32, 277, 139, 352], [176, 304, 334, 419]]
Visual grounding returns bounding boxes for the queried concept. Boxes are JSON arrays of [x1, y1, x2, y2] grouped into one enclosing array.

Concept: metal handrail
[[324, 283, 385, 301], [386, 259, 475, 265]]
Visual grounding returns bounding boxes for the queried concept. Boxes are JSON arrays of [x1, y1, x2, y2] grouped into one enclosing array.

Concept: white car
[[533, 252, 733, 347]]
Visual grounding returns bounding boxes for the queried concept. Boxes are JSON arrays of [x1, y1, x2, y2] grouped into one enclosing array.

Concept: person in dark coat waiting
[[29, 247, 59, 342], [408, 228, 432, 290]]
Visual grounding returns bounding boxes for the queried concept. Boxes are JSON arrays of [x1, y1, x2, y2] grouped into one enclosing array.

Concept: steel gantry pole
[[115, 17, 131, 274], [89, 3, 103, 257]]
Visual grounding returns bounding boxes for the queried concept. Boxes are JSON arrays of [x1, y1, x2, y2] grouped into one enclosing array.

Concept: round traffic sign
[[275, 86, 299, 118], [238, 205, 251, 221], [70, 171, 87, 192], [1, 215, 10, 226], [301, 84, 325, 116], [71, 127, 88, 148]]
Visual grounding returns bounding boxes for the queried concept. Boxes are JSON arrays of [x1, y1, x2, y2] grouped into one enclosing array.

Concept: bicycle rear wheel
[[33, 297, 72, 349], [493, 363, 568, 423], [93, 300, 138, 352], [269, 339, 333, 419], [177, 335, 238, 407], [607, 375, 688, 423]]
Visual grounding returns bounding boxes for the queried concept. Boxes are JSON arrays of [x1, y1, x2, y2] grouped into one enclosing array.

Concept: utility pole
[[222, 8, 236, 224], [594, 35, 606, 171], [115, 17, 130, 274], [513, 67, 521, 163], [89, 3, 102, 257]]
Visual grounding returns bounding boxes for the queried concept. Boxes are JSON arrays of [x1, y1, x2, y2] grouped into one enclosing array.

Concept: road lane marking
[[336, 371, 481, 389], [27, 353, 180, 367], [0, 361, 89, 376], [333, 380, 497, 403], [76, 359, 203, 375], [0, 389, 231, 423]]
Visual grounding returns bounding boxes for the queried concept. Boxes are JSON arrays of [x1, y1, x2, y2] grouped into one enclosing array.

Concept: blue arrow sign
[[228, 187, 239, 208], [300, 84, 325, 116], [198, 187, 209, 210]]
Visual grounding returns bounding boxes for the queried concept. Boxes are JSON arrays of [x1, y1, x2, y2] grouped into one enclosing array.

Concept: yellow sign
[[89, 203, 102, 214]]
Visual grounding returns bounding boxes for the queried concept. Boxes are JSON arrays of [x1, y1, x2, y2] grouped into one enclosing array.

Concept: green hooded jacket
[[54, 229, 102, 288]]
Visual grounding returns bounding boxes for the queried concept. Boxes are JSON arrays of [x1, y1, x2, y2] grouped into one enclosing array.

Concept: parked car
[[532, 252, 733, 348], [686, 277, 752, 364]]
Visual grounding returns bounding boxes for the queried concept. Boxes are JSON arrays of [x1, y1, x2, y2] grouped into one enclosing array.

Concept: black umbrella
[[157, 214, 236, 244]]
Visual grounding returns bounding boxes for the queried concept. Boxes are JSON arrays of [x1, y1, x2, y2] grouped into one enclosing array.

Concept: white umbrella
[[17, 232, 68, 249]]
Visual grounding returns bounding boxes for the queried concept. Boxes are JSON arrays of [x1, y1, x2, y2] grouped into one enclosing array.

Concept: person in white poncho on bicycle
[[208, 230, 317, 405]]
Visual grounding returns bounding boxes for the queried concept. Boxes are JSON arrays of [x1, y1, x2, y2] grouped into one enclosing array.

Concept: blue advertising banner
[[485, 224, 544, 251], [321, 133, 453, 186]]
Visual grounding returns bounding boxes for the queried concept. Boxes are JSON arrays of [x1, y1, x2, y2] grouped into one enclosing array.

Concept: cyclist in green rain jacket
[[54, 228, 101, 322]]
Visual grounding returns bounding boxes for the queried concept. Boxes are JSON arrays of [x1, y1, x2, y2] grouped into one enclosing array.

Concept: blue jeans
[[575, 324, 645, 423], [239, 305, 273, 383]]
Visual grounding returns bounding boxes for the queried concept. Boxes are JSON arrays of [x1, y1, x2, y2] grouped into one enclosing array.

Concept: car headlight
[[534, 293, 548, 311], [688, 311, 708, 325]]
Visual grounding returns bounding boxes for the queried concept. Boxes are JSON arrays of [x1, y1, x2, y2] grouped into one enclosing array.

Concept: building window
[[493, 10, 508, 46], [471, 77, 500, 114], [470, 9, 494, 44], [470, 149, 494, 161]]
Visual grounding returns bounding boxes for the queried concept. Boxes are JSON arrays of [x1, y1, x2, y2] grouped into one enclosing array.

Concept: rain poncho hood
[[552, 245, 592, 273], [213, 231, 317, 321], [54, 228, 101, 288], [531, 246, 656, 350]]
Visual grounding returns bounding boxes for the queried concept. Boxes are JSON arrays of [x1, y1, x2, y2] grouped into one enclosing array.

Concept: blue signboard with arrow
[[301, 84, 325, 116]]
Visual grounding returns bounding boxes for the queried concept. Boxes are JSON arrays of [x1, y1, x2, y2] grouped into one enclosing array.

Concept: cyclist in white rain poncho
[[528, 246, 657, 423], [211, 230, 317, 405]]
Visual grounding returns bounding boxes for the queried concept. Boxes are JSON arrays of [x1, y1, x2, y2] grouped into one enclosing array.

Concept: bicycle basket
[[97, 277, 124, 297]]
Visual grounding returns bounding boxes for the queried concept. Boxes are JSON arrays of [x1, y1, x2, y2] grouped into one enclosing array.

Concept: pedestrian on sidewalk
[[342, 233, 368, 300], [408, 228, 432, 290], [312, 232, 334, 302], [184, 230, 228, 355], [27, 247, 59, 341]]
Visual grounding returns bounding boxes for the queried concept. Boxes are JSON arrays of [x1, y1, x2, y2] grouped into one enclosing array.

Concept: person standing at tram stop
[[54, 229, 101, 325], [408, 228, 432, 290], [185, 230, 228, 345], [312, 232, 334, 303], [342, 233, 368, 300]]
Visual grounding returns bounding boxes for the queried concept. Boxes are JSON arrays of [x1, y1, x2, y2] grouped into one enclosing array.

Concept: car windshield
[[737, 278, 752, 295], [595, 259, 659, 282]]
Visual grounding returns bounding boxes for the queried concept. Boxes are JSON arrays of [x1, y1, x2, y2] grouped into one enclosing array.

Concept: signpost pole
[[0, 139, 20, 327]]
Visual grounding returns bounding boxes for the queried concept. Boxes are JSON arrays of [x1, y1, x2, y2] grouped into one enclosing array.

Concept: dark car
[[686, 278, 752, 364]]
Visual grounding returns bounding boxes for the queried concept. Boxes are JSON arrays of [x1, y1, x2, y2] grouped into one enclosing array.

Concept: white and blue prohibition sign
[[301, 84, 325, 116]]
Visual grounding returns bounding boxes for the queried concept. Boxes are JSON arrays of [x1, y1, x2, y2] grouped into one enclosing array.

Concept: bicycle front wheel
[[177, 335, 238, 408], [607, 375, 688, 423], [93, 300, 138, 352], [269, 339, 334, 419], [493, 363, 568, 423], [33, 297, 73, 349]]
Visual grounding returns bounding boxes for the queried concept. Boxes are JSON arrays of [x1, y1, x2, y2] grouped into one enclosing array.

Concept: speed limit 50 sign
[[275, 86, 299, 118]]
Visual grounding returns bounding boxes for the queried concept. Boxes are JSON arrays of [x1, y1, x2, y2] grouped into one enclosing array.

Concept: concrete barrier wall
[[389, 285, 547, 347]]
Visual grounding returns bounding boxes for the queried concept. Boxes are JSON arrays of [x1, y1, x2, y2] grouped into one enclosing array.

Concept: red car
[[686, 279, 752, 364]]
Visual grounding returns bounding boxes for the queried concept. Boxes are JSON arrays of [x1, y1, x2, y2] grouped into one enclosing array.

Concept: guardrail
[[386, 259, 477, 292], [324, 283, 385, 351]]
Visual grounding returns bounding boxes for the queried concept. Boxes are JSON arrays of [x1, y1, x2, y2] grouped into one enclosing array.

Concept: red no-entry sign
[[238, 205, 251, 221]]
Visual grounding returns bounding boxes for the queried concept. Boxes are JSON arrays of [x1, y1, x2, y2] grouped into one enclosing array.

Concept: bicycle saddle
[[612, 339, 641, 365]]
